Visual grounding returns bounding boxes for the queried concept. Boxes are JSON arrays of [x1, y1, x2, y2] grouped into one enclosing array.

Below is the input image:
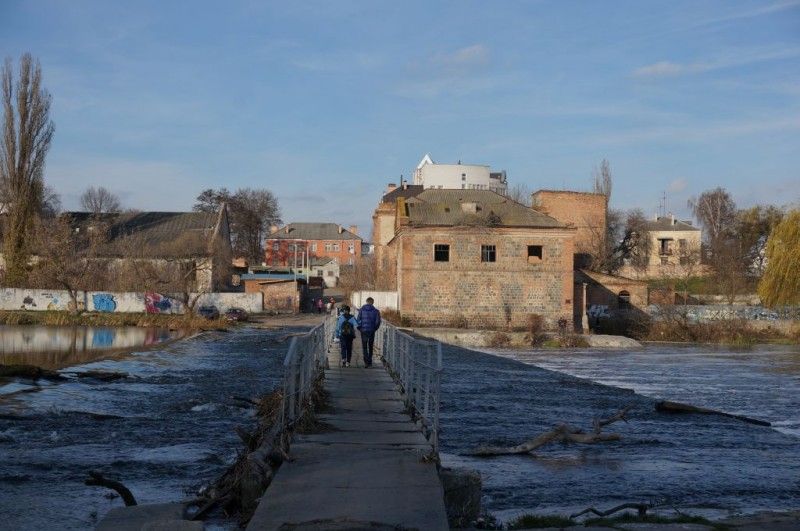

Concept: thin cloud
[[703, 0, 800, 25], [633, 47, 800, 78], [395, 44, 493, 98], [668, 178, 688, 193]]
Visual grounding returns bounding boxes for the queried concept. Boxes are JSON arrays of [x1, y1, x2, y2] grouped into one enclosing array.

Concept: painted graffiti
[[92, 293, 117, 313], [145, 292, 173, 314]]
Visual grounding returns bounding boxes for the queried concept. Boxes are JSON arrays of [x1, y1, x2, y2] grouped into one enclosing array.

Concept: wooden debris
[[84, 471, 137, 506], [469, 405, 633, 457], [655, 400, 771, 426]]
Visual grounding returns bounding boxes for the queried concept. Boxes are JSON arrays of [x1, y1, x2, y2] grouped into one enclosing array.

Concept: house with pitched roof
[[265, 222, 363, 268], [373, 188, 576, 329]]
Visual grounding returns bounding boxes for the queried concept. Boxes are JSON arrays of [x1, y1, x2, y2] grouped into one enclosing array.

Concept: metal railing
[[280, 317, 335, 428], [377, 322, 443, 452]]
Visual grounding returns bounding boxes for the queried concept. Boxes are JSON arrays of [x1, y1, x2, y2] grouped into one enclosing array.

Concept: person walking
[[327, 297, 336, 315], [316, 298, 324, 314], [336, 305, 358, 367], [356, 297, 381, 368]]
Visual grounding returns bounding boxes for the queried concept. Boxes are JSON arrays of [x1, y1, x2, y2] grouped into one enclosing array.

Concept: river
[[1, 329, 799, 528], [438, 343, 800, 522]]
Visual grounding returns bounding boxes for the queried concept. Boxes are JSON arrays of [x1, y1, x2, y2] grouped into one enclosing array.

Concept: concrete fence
[[350, 290, 398, 311], [0, 288, 264, 314]]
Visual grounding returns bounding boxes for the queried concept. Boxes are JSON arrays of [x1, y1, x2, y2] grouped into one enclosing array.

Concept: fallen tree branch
[[570, 502, 649, 519], [655, 400, 770, 427], [84, 471, 137, 506], [469, 405, 634, 457]]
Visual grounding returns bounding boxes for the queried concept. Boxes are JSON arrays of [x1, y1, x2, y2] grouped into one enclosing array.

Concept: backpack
[[340, 318, 355, 338]]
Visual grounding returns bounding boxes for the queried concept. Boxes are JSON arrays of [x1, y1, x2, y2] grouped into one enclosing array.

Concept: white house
[[412, 153, 507, 195]]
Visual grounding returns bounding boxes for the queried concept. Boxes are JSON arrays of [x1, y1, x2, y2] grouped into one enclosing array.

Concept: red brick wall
[[532, 191, 606, 263], [264, 239, 362, 267], [243, 280, 298, 312]]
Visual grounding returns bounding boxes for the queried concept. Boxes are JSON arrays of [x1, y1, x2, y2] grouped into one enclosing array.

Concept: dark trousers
[[360, 330, 376, 366], [340, 336, 354, 363]]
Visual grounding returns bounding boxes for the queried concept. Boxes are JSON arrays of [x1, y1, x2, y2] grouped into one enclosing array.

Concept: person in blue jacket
[[335, 305, 358, 367], [356, 297, 381, 368]]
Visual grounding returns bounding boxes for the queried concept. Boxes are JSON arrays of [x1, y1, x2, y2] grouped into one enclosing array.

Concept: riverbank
[[0, 310, 229, 330]]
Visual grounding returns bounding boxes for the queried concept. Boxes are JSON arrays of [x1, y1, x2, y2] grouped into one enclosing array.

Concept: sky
[[1, 0, 799, 239]]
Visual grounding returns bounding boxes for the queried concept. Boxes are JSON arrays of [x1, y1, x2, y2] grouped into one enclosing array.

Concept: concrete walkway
[[247, 335, 449, 530]]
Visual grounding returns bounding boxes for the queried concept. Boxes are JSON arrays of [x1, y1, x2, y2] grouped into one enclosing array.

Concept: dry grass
[[0, 310, 229, 330]]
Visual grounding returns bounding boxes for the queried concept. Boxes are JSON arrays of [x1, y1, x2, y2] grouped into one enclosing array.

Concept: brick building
[[618, 215, 703, 279], [531, 190, 607, 268], [373, 189, 575, 329], [265, 222, 363, 267]]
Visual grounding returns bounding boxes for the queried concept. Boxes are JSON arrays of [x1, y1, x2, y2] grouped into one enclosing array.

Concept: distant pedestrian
[[336, 305, 358, 367], [328, 297, 336, 315], [357, 297, 381, 367], [316, 298, 324, 314]]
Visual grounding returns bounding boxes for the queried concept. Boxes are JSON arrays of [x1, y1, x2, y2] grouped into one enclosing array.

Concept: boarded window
[[481, 244, 496, 262], [618, 290, 631, 309], [527, 245, 543, 261], [434, 244, 450, 262]]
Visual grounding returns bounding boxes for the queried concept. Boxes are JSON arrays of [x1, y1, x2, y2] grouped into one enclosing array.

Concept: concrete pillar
[[581, 282, 590, 332]]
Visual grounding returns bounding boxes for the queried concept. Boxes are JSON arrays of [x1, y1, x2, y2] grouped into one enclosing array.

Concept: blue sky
[[2, 0, 798, 237]]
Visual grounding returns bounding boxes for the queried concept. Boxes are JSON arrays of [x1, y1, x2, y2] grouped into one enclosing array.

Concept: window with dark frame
[[481, 244, 496, 262], [434, 244, 450, 262], [528, 245, 543, 260]]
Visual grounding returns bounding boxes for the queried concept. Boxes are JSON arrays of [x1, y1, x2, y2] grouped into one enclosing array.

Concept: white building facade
[[412, 154, 507, 195]]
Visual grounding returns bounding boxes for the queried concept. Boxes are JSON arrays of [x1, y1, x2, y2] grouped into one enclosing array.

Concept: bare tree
[[1, 54, 55, 285], [592, 158, 612, 200], [29, 217, 109, 313], [80, 186, 122, 214], [506, 183, 532, 206], [736, 205, 784, 277], [688, 187, 736, 264], [193, 187, 281, 263], [619, 209, 652, 272]]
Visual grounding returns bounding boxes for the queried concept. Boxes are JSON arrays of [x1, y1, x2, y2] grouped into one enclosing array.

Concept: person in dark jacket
[[336, 305, 358, 367], [356, 297, 381, 367]]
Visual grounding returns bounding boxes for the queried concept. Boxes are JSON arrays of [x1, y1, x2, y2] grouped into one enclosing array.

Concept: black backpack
[[340, 318, 355, 338]]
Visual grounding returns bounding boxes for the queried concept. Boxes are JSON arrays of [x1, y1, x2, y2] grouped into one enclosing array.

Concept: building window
[[618, 290, 631, 309], [481, 244, 496, 262], [327, 270, 334, 276], [317, 269, 323, 276], [325, 243, 333, 252], [348, 243, 354, 253], [434, 244, 450, 262], [333, 243, 340, 251], [527, 245, 543, 260], [273, 243, 280, 251], [311, 243, 317, 252]]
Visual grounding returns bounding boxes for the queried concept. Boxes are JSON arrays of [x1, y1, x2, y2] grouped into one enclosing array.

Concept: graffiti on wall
[[144, 292, 173, 314], [92, 293, 117, 312]]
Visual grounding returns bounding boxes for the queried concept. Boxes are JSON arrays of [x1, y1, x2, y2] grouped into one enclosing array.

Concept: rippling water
[[437, 343, 800, 521], [0, 327, 293, 530]]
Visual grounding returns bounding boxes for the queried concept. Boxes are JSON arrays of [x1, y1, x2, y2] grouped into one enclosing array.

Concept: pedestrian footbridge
[[247, 317, 448, 530]]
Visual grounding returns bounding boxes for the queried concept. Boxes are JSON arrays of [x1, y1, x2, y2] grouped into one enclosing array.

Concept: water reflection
[[0, 325, 182, 369]]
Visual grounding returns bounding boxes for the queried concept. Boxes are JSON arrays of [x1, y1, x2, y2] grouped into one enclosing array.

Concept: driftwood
[[66, 370, 129, 382], [0, 364, 65, 381], [655, 400, 771, 427], [85, 471, 137, 506], [469, 405, 633, 457], [571, 502, 649, 519]]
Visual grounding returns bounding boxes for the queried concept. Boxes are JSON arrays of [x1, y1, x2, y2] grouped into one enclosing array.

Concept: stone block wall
[[394, 227, 574, 329], [531, 190, 606, 265]]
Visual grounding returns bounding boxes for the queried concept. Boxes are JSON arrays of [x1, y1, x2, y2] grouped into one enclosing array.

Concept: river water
[[438, 343, 800, 521], [0, 327, 292, 530], [2, 329, 799, 528]]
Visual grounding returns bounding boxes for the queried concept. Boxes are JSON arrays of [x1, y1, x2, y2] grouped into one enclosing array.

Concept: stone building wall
[[531, 190, 606, 266], [243, 279, 299, 312], [392, 226, 574, 329]]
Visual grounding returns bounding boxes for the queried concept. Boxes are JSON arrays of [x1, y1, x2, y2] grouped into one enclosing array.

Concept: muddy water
[[438, 344, 800, 521], [0, 327, 293, 530]]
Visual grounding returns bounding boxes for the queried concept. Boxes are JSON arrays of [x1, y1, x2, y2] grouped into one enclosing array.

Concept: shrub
[[508, 514, 576, 529], [487, 331, 510, 347]]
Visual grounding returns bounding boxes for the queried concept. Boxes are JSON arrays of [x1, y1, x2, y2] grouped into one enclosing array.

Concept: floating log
[[85, 471, 137, 506], [469, 405, 633, 457], [655, 400, 771, 427]]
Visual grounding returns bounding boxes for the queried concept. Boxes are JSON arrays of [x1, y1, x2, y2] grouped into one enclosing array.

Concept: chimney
[[349, 225, 358, 235], [386, 183, 397, 193], [670, 213, 675, 225], [269, 225, 279, 234], [284, 226, 290, 234], [338, 225, 344, 234]]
